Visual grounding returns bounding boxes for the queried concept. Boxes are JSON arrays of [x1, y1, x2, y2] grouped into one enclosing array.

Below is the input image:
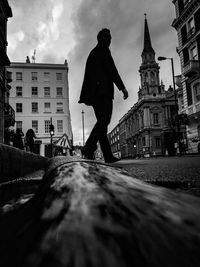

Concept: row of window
[[110, 126, 119, 138], [186, 82, 200, 106], [15, 72, 63, 81], [110, 136, 120, 144], [16, 120, 63, 134], [140, 136, 161, 148], [16, 102, 64, 113], [180, 8, 200, 48], [126, 112, 160, 127], [16, 86, 63, 97]]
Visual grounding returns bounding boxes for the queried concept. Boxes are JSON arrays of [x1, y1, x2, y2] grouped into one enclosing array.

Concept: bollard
[[0, 156, 200, 267]]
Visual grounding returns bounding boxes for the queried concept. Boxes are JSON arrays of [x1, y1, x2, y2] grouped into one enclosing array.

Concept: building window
[[193, 82, 200, 103], [56, 87, 63, 97], [32, 120, 38, 133], [56, 102, 63, 113], [153, 113, 159, 124], [57, 120, 63, 133], [44, 87, 50, 97], [187, 17, 195, 37], [194, 8, 200, 32], [44, 72, 50, 81], [183, 47, 190, 65], [150, 72, 156, 85], [178, 0, 184, 14], [32, 87, 38, 96], [181, 25, 187, 46], [186, 82, 193, 106], [16, 72, 22, 81], [16, 121, 22, 130], [16, 87, 23, 97], [31, 72, 38, 81], [45, 120, 50, 133], [56, 73, 62, 81], [44, 102, 51, 113], [32, 102, 38, 113], [155, 137, 161, 148], [190, 46, 198, 60], [16, 103, 22, 113], [179, 95, 184, 110], [142, 137, 146, 146]]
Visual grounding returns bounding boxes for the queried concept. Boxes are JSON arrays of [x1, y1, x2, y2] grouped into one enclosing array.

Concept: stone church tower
[[138, 15, 165, 100]]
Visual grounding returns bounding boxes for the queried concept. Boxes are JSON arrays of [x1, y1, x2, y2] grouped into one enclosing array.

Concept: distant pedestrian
[[13, 128, 24, 150], [25, 129, 36, 153], [79, 28, 128, 163]]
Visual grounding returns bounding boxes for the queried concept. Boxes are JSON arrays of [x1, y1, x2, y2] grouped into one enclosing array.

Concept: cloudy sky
[[7, 0, 180, 145]]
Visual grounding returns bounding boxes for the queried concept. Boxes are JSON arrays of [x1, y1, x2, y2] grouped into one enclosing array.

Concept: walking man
[[79, 28, 128, 163]]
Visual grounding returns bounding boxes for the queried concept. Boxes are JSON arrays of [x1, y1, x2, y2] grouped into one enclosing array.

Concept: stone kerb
[[0, 144, 48, 183]]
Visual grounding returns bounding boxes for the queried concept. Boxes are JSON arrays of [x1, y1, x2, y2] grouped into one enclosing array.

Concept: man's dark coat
[[79, 44, 125, 106]]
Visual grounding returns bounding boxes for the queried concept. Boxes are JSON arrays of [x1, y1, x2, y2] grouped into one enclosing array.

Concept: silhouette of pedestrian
[[79, 28, 128, 163], [25, 129, 36, 153], [13, 128, 24, 150]]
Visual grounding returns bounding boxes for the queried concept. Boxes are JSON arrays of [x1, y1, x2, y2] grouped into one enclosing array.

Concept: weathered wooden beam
[[0, 156, 200, 267]]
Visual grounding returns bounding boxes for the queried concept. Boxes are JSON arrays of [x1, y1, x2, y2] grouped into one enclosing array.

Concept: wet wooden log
[[0, 157, 200, 267]]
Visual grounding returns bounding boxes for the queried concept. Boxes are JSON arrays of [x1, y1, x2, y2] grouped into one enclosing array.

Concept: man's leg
[[85, 98, 113, 161]]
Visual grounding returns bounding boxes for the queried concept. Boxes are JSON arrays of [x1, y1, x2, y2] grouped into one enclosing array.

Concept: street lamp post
[[158, 56, 181, 155], [82, 110, 85, 146], [50, 117, 54, 157], [157, 57, 178, 108]]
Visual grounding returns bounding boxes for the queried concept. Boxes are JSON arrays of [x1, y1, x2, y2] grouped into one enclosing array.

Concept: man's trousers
[[85, 97, 113, 161]]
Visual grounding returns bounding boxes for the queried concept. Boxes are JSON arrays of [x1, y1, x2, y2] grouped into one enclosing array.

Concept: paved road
[[114, 155, 200, 197]]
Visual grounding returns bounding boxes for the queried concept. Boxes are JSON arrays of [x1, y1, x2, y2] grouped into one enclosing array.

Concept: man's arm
[[104, 49, 128, 99], [122, 88, 128, 99]]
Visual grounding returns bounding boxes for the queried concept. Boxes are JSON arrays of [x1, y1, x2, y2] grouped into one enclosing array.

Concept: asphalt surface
[[114, 155, 200, 197]]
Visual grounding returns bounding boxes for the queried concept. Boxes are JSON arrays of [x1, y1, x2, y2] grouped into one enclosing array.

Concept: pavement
[[112, 155, 200, 197]]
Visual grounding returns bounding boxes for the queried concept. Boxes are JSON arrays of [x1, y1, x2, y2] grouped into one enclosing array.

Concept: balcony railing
[[4, 103, 15, 127], [183, 60, 200, 77]]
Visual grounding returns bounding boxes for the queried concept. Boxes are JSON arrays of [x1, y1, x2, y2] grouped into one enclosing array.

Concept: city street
[[114, 155, 200, 197]]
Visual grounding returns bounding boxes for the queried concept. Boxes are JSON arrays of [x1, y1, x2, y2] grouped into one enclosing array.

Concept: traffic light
[[50, 124, 54, 136]]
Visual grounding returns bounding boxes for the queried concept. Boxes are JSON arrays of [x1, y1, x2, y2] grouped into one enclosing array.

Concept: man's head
[[97, 28, 111, 47]]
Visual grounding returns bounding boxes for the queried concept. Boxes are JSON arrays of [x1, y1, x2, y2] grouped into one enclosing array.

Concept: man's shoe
[[105, 156, 120, 163], [81, 146, 95, 160]]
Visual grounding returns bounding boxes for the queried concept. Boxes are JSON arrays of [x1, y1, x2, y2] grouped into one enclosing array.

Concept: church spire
[[138, 14, 164, 100], [142, 14, 155, 58]]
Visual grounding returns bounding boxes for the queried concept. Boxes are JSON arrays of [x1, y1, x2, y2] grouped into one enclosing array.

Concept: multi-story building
[[109, 16, 185, 159], [0, 0, 14, 143], [107, 124, 121, 158], [172, 0, 200, 153], [7, 59, 73, 156]]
